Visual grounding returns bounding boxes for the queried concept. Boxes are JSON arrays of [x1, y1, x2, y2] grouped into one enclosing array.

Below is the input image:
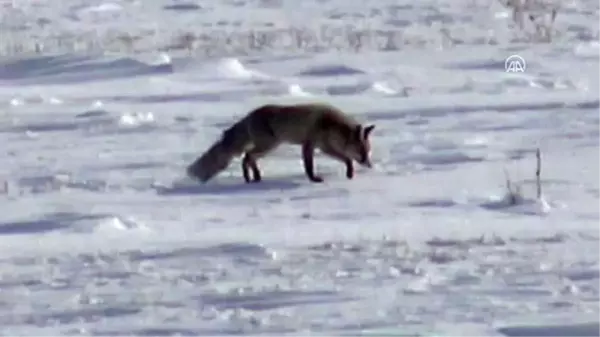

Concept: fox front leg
[[302, 141, 324, 183], [344, 159, 354, 179], [320, 146, 354, 179]]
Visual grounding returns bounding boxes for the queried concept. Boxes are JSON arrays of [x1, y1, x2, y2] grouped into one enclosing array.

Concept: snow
[[0, 0, 598, 335]]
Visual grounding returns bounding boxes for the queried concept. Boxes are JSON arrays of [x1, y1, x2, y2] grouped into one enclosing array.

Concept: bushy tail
[[186, 121, 251, 183]]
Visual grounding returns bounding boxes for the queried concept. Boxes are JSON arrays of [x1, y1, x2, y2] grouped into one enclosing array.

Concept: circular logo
[[505, 55, 526, 73]]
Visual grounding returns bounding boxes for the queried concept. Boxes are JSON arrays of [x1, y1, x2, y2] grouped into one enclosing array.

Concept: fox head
[[343, 124, 375, 168]]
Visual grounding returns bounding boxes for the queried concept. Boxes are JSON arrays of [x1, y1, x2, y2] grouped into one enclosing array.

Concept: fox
[[186, 102, 375, 184]]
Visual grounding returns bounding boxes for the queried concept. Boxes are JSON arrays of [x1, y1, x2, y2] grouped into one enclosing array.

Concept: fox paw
[[244, 177, 262, 183]]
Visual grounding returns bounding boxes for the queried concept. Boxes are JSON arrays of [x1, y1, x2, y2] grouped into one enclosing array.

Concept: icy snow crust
[[0, 0, 598, 335]]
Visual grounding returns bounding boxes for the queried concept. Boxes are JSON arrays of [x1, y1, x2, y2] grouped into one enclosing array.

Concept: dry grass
[[0, 25, 413, 57], [0, 0, 582, 58], [498, 0, 561, 42], [503, 148, 543, 205]]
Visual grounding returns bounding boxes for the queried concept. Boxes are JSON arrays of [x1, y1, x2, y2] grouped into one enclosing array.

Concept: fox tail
[[186, 121, 251, 183]]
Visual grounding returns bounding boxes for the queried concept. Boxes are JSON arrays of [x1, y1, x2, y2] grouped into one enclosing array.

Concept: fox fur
[[186, 102, 375, 183]]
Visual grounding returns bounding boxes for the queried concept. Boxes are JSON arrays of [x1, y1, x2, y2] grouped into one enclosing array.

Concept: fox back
[[249, 103, 374, 166]]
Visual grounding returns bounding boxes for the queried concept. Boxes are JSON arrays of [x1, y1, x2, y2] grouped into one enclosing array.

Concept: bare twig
[[536, 147, 542, 199], [504, 167, 513, 193]]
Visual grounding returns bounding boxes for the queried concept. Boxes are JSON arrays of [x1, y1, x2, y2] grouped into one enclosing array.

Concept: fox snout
[[359, 157, 372, 168], [355, 148, 373, 168]]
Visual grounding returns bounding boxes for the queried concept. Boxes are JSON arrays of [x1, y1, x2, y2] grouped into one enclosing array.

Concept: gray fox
[[187, 102, 375, 183]]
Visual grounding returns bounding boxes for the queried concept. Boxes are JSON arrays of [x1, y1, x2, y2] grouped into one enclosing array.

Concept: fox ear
[[363, 124, 375, 139]]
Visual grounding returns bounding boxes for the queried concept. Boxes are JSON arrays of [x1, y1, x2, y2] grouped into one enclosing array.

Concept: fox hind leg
[[241, 155, 255, 183], [241, 142, 278, 183]]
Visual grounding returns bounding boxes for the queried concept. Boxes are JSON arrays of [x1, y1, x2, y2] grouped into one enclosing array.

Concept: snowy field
[[0, 0, 599, 335]]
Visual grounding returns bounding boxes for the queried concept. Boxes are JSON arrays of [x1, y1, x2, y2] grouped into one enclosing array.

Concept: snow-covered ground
[[0, 0, 598, 335]]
